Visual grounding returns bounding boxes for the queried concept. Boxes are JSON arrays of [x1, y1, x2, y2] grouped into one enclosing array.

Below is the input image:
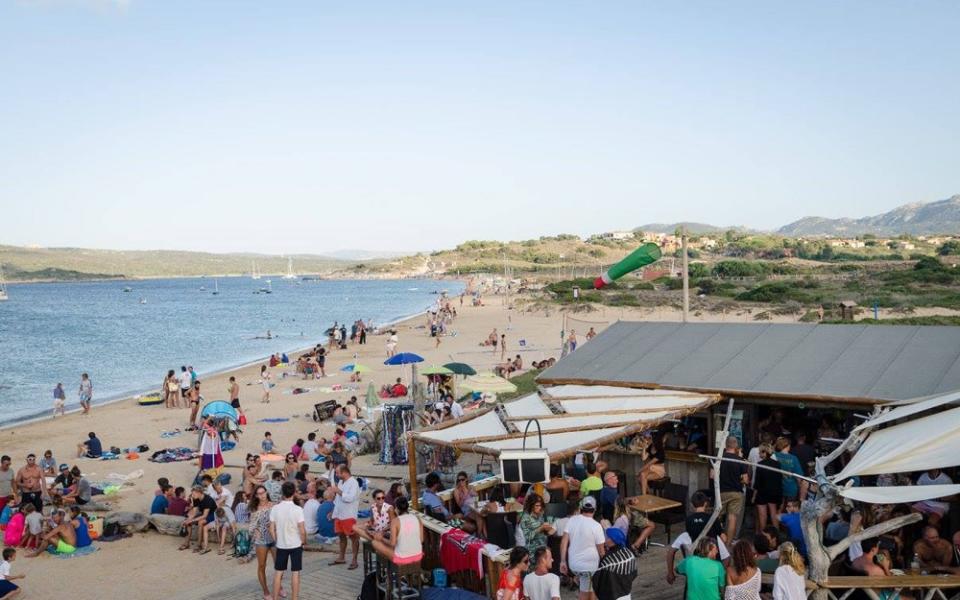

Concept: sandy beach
[[0, 295, 866, 599]]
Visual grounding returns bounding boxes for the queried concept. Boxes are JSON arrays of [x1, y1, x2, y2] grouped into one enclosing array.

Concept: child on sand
[[0, 547, 25, 599], [262, 432, 275, 453], [21, 505, 42, 550]]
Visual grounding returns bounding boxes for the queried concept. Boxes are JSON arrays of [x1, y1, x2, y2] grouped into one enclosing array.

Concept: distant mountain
[[634, 222, 746, 235], [324, 249, 414, 261], [778, 195, 960, 236]]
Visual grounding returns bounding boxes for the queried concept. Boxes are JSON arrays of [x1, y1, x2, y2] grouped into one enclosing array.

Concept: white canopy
[[412, 385, 721, 460], [840, 484, 960, 504], [834, 405, 960, 481], [852, 390, 960, 433]]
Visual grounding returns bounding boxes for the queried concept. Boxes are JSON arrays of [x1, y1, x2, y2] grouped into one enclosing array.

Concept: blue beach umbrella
[[200, 400, 238, 422], [384, 352, 424, 366]]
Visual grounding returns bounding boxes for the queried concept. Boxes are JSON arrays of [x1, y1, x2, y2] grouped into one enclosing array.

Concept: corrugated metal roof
[[537, 322, 960, 403]]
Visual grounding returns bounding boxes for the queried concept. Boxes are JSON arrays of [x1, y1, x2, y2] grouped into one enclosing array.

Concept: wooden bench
[[817, 575, 960, 600]]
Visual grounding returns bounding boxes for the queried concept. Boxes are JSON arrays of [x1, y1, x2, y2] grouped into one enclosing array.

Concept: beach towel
[[440, 529, 485, 578], [258, 417, 289, 423], [220, 440, 236, 452], [149, 447, 197, 463], [160, 430, 182, 438], [49, 543, 98, 558], [199, 429, 224, 471]]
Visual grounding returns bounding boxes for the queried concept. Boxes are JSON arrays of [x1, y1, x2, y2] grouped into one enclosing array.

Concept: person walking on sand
[[261, 365, 271, 403], [78, 373, 92, 415], [163, 370, 178, 409], [52, 383, 66, 418], [270, 481, 305, 600]]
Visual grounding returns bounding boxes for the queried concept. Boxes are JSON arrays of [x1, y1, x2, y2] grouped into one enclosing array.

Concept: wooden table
[[628, 494, 682, 513], [818, 574, 960, 600]]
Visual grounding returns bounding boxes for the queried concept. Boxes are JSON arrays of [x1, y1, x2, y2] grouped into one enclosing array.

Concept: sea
[[0, 277, 463, 425]]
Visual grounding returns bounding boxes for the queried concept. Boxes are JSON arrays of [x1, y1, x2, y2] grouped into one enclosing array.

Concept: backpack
[[357, 572, 383, 600], [233, 529, 251, 557]]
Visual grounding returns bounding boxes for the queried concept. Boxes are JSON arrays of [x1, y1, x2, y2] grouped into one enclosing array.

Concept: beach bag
[[233, 529, 251, 557], [358, 572, 384, 600], [217, 473, 232, 485], [238, 414, 247, 426]]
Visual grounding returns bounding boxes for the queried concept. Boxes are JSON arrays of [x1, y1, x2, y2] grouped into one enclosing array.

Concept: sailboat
[[283, 257, 297, 280], [0, 264, 8, 301], [251, 261, 261, 280], [212, 279, 220, 295], [258, 279, 273, 294]]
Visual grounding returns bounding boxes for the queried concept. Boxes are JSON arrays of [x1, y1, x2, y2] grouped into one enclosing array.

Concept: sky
[[1, 1, 958, 254]]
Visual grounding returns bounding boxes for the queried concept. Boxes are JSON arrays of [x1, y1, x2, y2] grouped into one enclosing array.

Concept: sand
[[0, 295, 843, 599]]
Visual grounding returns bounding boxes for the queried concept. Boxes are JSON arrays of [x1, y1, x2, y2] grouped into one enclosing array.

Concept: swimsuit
[[56, 539, 76, 554]]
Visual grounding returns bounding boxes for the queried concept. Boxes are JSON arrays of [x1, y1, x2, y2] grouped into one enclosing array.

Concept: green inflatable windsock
[[593, 243, 662, 289]]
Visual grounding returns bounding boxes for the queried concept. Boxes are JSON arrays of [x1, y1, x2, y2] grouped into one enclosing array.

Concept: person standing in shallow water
[[52, 383, 66, 418], [78, 373, 92, 415]]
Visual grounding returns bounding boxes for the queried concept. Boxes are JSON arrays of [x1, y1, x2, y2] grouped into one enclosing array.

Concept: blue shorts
[[0, 580, 19, 597]]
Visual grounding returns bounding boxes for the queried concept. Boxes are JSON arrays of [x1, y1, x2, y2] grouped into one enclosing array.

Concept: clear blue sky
[[1, 1, 957, 254]]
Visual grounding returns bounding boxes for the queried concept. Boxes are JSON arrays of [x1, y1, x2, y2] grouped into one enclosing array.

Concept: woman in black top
[[754, 442, 782, 532]]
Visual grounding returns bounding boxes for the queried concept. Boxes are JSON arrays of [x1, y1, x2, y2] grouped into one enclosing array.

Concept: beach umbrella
[[459, 372, 518, 395], [364, 382, 379, 410], [420, 365, 454, 376], [384, 352, 424, 366], [200, 400, 238, 422], [443, 362, 477, 376], [340, 363, 372, 373], [199, 426, 224, 475]]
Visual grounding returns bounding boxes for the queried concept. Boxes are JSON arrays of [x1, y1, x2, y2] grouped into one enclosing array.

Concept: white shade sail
[[840, 484, 960, 504], [834, 405, 960, 481]]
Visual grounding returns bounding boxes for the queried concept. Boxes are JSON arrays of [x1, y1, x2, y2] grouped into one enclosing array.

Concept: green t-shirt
[[677, 555, 725, 600], [579, 476, 602, 495]]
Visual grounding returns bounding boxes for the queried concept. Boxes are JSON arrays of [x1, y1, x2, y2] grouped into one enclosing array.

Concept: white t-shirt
[[671, 532, 731, 560], [564, 514, 605, 573], [303, 498, 321, 535], [918, 471, 954, 513], [0, 560, 9, 580], [332, 476, 360, 520], [215, 505, 236, 525], [207, 485, 234, 507], [523, 571, 561, 600], [270, 500, 305, 549], [773, 565, 807, 600], [449, 402, 464, 419], [179, 371, 192, 389], [302, 440, 319, 459]]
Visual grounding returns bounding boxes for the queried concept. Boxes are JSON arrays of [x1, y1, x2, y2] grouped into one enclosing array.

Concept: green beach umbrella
[[420, 365, 455, 376], [364, 382, 379, 410], [340, 363, 372, 374], [443, 362, 477, 376]]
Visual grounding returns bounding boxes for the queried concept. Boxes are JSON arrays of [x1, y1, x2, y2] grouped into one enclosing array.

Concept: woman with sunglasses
[[518, 493, 554, 553], [244, 485, 285, 599], [496, 546, 530, 600], [283, 453, 299, 482], [452, 472, 486, 537], [365, 489, 394, 537]]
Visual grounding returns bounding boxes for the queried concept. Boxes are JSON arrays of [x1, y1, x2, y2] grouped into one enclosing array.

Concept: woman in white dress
[[773, 541, 808, 600], [725, 539, 762, 600]]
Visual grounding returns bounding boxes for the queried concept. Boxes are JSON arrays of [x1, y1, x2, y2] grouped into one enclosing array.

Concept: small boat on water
[[139, 297, 147, 304], [199, 285, 206, 292], [212, 279, 220, 296], [258, 280, 273, 294], [283, 257, 297, 280], [0, 264, 8, 301], [123, 286, 133, 293]]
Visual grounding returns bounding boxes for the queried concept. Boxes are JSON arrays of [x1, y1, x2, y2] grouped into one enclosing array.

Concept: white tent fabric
[[477, 427, 627, 455], [840, 484, 960, 504], [853, 390, 960, 433], [417, 411, 507, 443], [502, 394, 554, 418], [560, 396, 706, 414], [834, 406, 960, 481], [542, 384, 704, 399], [535, 412, 674, 432]]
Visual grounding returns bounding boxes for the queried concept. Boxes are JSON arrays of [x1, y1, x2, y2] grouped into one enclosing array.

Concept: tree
[[937, 240, 960, 256]]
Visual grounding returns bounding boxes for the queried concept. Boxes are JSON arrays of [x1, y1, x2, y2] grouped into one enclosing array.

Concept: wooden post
[[408, 435, 420, 511]]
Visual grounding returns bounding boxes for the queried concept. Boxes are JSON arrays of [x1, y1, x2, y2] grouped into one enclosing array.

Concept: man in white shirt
[[204, 477, 234, 508], [447, 398, 464, 420], [560, 496, 605, 600], [178, 366, 192, 399], [302, 487, 322, 538], [329, 464, 360, 569], [270, 482, 306, 600], [913, 468, 954, 527], [301, 433, 320, 461], [524, 546, 561, 600]]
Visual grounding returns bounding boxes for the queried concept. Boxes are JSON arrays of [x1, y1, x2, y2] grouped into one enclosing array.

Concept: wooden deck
[[183, 537, 685, 600]]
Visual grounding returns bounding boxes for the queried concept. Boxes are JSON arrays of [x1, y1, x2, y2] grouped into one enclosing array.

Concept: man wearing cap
[[592, 528, 637, 600], [47, 464, 74, 497], [560, 496, 606, 600]]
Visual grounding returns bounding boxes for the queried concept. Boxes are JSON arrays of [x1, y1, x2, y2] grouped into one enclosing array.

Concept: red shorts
[[334, 518, 356, 536]]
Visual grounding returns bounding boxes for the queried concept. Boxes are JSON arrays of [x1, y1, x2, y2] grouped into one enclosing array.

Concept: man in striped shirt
[[591, 528, 637, 600]]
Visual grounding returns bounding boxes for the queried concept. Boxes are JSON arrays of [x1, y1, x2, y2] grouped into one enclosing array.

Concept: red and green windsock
[[593, 243, 662, 289]]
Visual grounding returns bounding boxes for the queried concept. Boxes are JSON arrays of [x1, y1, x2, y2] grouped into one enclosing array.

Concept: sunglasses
[[375, 496, 385, 501], [457, 478, 467, 482]]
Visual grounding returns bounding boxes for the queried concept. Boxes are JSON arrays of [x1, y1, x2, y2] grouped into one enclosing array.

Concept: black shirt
[[755, 457, 782, 499], [193, 494, 217, 517], [791, 443, 816, 477], [718, 451, 747, 493], [685, 512, 721, 540]]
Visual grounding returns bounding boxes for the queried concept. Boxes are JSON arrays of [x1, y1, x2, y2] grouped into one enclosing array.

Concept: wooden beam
[[408, 435, 420, 511]]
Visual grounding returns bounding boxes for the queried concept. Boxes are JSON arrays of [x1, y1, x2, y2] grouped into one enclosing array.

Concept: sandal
[[218, 549, 226, 555], [197, 548, 211, 555], [328, 559, 346, 566], [348, 562, 358, 570], [178, 544, 191, 551]]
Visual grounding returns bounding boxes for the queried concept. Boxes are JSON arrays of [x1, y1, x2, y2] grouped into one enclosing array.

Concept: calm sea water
[[0, 277, 462, 424]]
